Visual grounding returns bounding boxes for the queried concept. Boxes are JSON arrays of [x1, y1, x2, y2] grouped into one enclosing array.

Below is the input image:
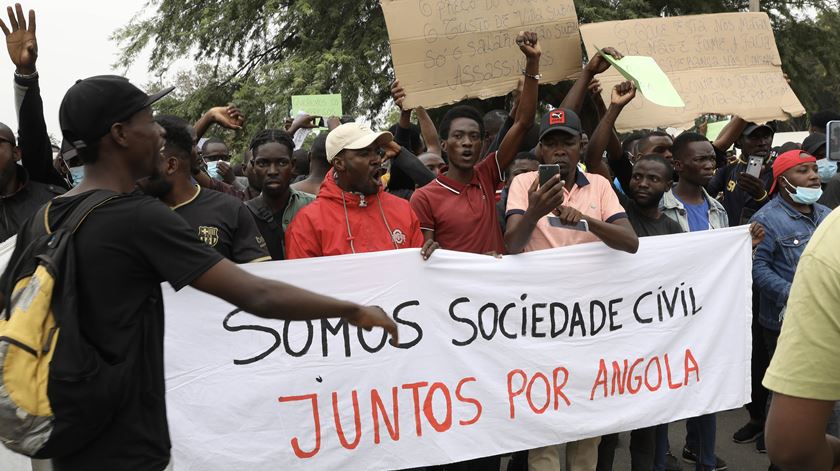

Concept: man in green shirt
[[764, 207, 840, 470], [245, 129, 315, 260]]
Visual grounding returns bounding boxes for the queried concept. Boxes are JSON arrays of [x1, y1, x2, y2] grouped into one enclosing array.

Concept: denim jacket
[[660, 187, 729, 232], [749, 194, 831, 331]]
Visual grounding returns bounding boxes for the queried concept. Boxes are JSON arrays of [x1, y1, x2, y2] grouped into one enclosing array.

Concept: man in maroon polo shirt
[[409, 31, 541, 254]]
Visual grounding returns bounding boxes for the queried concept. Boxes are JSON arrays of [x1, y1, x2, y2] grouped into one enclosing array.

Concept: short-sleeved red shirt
[[410, 153, 506, 254]]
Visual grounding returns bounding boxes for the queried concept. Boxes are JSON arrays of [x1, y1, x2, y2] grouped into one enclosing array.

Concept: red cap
[[769, 150, 816, 194]]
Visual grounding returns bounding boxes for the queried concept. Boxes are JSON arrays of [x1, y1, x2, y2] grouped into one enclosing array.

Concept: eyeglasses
[[253, 158, 291, 168]]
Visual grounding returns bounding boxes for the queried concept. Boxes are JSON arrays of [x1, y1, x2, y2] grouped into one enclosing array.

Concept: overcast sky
[[0, 0, 157, 142]]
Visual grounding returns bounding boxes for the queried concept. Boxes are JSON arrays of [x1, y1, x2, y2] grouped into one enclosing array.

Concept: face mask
[[206, 161, 224, 181], [817, 158, 837, 183], [782, 176, 823, 205], [69, 166, 85, 187]]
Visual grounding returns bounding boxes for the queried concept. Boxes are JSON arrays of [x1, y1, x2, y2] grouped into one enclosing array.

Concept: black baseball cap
[[802, 133, 827, 155], [59, 75, 174, 150], [538, 108, 582, 141], [742, 122, 775, 137]]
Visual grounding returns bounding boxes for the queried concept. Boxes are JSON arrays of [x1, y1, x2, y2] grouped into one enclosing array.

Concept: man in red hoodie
[[285, 122, 438, 259]]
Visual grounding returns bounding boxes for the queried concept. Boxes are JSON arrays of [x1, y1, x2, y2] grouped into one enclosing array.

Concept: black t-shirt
[[619, 193, 684, 237], [173, 187, 269, 263], [19, 192, 224, 471], [0, 166, 65, 241]]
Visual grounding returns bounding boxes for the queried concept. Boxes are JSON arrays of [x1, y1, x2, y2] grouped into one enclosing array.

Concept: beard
[[136, 165, 173, 198]]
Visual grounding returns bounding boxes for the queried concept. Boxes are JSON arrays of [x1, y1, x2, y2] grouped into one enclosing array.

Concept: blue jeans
[[686, 414, 716, 470], [653, 423, 670, 471]]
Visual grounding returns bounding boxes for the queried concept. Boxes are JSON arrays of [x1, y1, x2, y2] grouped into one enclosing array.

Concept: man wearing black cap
[[14, 75, 398, 471], [0, 4, 67, 241], [504, 106, 637, 471], [706, 120, 774, 226], [504, 107, 639, 255]]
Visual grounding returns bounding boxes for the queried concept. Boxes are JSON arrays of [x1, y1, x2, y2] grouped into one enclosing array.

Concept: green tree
[[116, 0, 840, 146]]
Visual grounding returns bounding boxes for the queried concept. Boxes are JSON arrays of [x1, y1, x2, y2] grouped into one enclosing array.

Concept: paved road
[[611, 407, 770, 470], [499, 407, 771, 471]]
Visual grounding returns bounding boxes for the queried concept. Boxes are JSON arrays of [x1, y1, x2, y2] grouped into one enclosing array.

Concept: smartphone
[[314, 116, 325, 128], [828, 120, 840, 161], [538, 164, 560, 186], [548, 217, 589, 232], [746, 155, 763, 178]]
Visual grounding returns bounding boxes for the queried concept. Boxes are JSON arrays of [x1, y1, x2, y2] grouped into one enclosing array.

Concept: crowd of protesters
[[0, 3, 839, 471]]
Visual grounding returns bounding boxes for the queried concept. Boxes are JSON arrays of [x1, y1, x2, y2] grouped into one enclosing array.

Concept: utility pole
[[750, 0, 760, 12]]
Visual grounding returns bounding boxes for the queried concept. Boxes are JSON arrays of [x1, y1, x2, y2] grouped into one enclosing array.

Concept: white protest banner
[[580, 13, 806, 131], [164, 228, 752, 470], [380, 0, 582, 109]]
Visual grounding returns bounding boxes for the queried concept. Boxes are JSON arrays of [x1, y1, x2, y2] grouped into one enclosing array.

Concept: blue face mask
[[817, 158, 837, 183], [69, 166, 85, 187], [782, 176, 823, 205], [206, 161, 224, 181]]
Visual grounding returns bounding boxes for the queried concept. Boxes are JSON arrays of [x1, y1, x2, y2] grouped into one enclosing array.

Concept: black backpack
[[0, 190, 132, 458]]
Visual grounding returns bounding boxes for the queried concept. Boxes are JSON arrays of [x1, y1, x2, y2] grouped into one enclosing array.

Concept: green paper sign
[[596, 48, 685, 108], [290, 94, 343, 118], [705, 119, 731, 142]]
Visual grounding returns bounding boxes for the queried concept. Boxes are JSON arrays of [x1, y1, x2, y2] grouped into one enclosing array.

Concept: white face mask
[[206, 161, 224, 181], [817, 158, 837, 183], [69, 166, 85, 187], [782, 176, 824, 205]]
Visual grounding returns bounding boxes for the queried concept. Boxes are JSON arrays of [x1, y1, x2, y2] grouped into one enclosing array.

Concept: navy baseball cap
[[742, 122, 775, 137], [538, 108, 582, 141], [802, 133, 826, 155], [59, 75, 174, 151]]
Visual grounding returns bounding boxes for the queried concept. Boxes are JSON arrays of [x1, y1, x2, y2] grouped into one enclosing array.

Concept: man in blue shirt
[[660, 132, 729, 471]]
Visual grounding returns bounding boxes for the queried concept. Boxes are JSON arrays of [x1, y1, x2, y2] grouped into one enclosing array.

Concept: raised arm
[[496, 31, 541, 171], [559, 47, 623, 115], [2, 4, 66, 188], [193, 105, 245, 140], [415, 107, 441, 156], [585, 81, 636, 181], [383, 140, 434, 188], [712, 115, 747, 156]]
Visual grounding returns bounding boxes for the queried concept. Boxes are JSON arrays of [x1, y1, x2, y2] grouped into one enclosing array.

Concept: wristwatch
[[522, 70, 542, 80]]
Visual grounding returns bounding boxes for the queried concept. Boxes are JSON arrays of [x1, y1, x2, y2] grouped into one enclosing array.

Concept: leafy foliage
[[117, 0, 840, 149]]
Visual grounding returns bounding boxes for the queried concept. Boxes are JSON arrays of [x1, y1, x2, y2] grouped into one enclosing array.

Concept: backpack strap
[[245, 197, 282, 233], [43, 190, 124, 235]]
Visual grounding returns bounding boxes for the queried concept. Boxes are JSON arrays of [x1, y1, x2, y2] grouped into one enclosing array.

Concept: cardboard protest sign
[[581, 13, 806, 131], [380, 0, 582, 109], [291, 94, 343, 118], [164, 228, 752, 470]]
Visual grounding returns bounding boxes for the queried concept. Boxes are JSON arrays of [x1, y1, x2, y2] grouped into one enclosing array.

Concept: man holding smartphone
[[707, 120, 775, 226], [503, 107, 638, 471], [504, 108, 638, 256]]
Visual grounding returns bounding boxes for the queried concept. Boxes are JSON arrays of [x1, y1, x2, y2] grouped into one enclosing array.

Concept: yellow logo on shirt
[[198, 226, 220, 247], [727, 180, 736, 192]]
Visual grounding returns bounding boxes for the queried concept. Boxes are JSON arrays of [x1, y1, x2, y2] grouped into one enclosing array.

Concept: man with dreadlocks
[[154, 115, 270, 263], [285, 122, 438, 259], [244, 128, 316, 260]]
